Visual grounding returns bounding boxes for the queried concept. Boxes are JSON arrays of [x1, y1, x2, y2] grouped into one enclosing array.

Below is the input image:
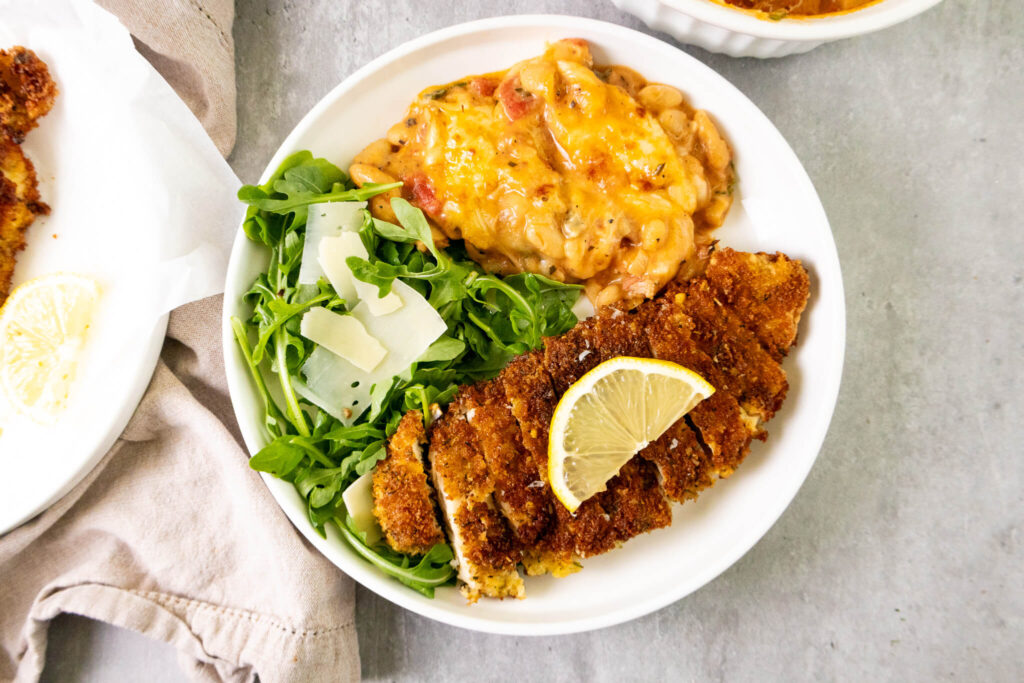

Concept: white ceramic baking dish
[[612, 0, 944, 57]]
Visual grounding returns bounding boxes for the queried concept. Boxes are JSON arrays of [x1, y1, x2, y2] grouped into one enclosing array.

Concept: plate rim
[[0, 314, 168, 535], [221, 13, 847, 635]]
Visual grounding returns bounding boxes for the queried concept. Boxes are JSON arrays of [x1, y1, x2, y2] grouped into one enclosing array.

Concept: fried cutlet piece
[[591, 304, 648, 359], [461, 380, 552, 546], [428, 399, 523, 601], [704, 249, 810, 361], [596, 294, 745, 499], [542, 317, 601, 395], [540, 321, 671, 558], [500, 351, 616, 574], [500, 352, 590, 576], [588, 304, 676, 523], [671, 280, 788, 430], [642, 294, 752, 480], [0, 47, 55, 304], [0, 47, 58, 143], [597, 457, 672, 541], [371, 411, 445, 556], [0, 136, 47, 302], [636, 419, 714, 503]]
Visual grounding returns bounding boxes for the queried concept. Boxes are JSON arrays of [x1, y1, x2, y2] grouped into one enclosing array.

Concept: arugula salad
[[232, 151, 582, 597]]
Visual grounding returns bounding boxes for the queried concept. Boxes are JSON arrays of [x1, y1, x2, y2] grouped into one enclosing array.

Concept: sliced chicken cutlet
[[542, 316, 601, 395], [368, 250, 812, 598], [0, 46, 56, 304], [372, 411, 445, 556], [704, 249, 810, 361], [636, 420, 714, 503], [670, 279, 789, 430], [500, 351, 613, 576], [592, 299, 735, 502], [542, 315, 673, 559], [0, 136, 47, 302], [428, 398, 524, 601], [460, 380, 552, 546], [0, 47, 58, 142], [642, 294, 752, 481]]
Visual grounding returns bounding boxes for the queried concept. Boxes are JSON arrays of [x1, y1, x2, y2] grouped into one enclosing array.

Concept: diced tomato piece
[[405, 173, 443, 217], [497, 77, 536, 121], [470, 77, 498, 97]]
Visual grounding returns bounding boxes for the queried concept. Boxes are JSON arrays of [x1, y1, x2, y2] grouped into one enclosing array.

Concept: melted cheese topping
[[351, 39, 734, 306]]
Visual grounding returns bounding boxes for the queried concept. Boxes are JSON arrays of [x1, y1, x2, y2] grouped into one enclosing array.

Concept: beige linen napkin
[[0, 2, 360, 682], [96, 0, 237, 156]]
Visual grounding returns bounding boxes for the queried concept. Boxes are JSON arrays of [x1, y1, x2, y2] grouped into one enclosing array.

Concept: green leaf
[[249, 439, 306, 477], [416, 336, 465, 363], [355, 443, 386, 476], [390, 198, 437, 252], [241, 182, 401, 214]]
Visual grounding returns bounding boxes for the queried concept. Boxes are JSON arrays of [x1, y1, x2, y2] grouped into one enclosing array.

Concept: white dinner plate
[[0, 2, 238, 534], [222, 15, 846, 635]]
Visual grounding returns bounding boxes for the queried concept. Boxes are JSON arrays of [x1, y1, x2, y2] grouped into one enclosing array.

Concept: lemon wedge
[[548, 356, 715, 512], [0, 273, 100, 423]]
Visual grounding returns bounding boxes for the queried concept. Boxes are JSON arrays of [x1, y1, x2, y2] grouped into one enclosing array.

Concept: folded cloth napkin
[[0, 2, 360, 681], [95, 0, 237, 156]]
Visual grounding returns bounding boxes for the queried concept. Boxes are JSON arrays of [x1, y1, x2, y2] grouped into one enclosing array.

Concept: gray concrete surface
[[41, 0, 1023, 680]]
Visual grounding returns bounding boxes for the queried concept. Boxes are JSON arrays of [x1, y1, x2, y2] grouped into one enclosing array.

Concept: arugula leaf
[[241, 182, 401, 215], [416, 336, 466, 363]]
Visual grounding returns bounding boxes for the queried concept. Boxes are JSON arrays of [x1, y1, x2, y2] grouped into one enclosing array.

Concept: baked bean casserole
[[351, 39, 734, 307]]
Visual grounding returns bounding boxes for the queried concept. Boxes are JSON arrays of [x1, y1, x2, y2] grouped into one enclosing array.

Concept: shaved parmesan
[[299, 307, 386, 372], [318, 232, 402, 315], [318, 232, 362, 303], [300, 279, 448, 425], [297, 201, 366, 285], [358, 282, 404, 317], [572, 294, 595, 321], [342, 470, 382, 546]]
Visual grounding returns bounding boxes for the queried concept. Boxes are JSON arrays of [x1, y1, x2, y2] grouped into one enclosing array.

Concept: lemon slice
[[548, 356, 715, 512], [0, 273, 100, 423]]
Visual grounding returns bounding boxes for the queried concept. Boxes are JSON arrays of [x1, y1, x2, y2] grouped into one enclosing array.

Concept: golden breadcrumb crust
[[371, 251, 810, 599], [0, 46, 56, 304], [372, 411, 446, 556]]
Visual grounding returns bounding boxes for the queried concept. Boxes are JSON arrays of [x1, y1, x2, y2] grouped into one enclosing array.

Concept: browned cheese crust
[[372, 411, 445, 556]]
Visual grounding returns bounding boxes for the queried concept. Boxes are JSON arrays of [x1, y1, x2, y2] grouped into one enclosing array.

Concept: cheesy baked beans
[[351, 39, 734, 306]]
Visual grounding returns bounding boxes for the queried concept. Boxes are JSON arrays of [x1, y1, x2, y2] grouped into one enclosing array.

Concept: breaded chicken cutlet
[[0, 46, 57, 304], [371, 249, 810, 601], [372, 411, 446, 555]]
